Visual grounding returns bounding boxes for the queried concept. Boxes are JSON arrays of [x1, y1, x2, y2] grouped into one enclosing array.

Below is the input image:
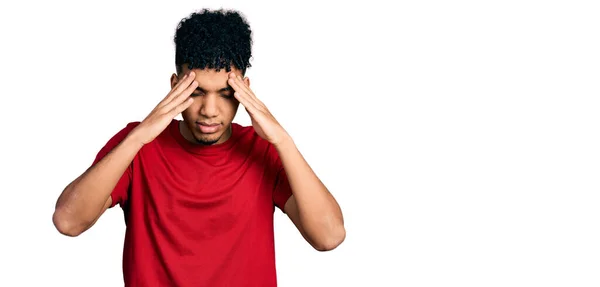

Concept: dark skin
[[54, 66, 345, 251], [171, 65, 243, 146]]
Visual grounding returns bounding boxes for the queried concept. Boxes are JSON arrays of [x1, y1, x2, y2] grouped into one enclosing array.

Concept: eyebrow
[[195, 85, 233, 93]]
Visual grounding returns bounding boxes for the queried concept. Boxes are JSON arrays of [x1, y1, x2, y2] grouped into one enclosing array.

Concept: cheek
[[181, 102, 200, 118], [222, 101, 239, 117]]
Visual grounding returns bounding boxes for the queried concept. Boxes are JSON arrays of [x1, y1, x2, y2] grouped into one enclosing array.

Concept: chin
[[196, 138, 220, 146], [193, 131, 224, 145]]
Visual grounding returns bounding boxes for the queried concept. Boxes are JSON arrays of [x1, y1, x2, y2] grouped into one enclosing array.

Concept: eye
[[221, 93, 233, 99], [191, 91, 204, 97]]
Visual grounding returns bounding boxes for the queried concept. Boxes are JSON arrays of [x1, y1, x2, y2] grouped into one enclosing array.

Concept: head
[[171, 8, 253, 145]]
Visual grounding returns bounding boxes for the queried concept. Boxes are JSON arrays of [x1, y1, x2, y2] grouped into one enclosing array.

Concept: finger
[[228, 78, 260, 113], [169, 72, 197, 98], [156, 74, 189, 108], [227, 76, 261, 108], [228, 74, 253, 96], [229, 74, 264, 107], [237, 75, 268, 109], [168, 97, 194, 118], [234, 90, 259, 114], [162, 80, 198, 113], [158, 72, 196, 108]]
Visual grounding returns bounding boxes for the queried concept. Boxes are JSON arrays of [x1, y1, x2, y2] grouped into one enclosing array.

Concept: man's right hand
[[53, 72, 198, 237], [130, 71, 198, 145]]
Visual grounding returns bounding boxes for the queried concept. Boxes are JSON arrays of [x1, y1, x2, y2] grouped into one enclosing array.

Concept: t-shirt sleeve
[[267, 145, 293, 213], [91, 122, 140, 209]]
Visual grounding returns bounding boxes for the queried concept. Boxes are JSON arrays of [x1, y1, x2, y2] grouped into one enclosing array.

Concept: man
[[52, 8, 345, 287]]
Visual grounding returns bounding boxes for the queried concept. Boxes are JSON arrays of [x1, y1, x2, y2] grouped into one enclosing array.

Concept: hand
[[131, 72, 198, 145], [227, 72, 289, 146]]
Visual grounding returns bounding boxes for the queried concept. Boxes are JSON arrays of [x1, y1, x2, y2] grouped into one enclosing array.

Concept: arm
[[53, 131, 143, 237], [226, 73, 345, 251], [276, 137, 345, 251], [53, 71, 199, 237]]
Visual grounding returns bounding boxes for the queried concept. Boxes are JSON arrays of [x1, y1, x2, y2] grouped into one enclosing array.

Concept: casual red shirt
[[91, 119, 293, 286]]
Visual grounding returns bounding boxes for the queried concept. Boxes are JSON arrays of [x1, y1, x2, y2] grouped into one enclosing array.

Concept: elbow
[[313, 225, 346, 252], [52, 210, 84, 237]]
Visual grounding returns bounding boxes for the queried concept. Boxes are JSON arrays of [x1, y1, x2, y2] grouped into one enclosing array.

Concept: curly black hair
[[174, 8, 253, 75]]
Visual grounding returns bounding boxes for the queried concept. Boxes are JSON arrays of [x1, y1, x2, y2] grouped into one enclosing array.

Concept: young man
[[52, 8, 345, 287]]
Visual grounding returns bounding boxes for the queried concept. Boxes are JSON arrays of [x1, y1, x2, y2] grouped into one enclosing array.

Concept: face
[[170, 65, 248, 145]]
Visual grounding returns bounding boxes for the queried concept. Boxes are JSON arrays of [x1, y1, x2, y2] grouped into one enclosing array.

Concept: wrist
[[123, 131, 147, 151], [273, 133, 295, 152]]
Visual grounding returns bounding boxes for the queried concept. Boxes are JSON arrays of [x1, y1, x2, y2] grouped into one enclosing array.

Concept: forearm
[[53, 133, 143, 236], [275, 136, 345, 248]]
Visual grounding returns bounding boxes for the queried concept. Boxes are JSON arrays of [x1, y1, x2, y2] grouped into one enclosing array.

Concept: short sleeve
[[273, 168, 293, 213], [91, 122, 140, 209], [267, 145, 293, 213]]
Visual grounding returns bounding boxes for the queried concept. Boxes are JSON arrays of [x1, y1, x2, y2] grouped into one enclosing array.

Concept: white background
[[1, 0, 599, 286]]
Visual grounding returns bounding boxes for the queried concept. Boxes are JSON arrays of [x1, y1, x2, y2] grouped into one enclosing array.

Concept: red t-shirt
[[91, 119, 293, 286]]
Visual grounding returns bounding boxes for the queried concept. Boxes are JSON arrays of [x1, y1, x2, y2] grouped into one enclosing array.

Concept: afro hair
[[174, 8, 253, 74]]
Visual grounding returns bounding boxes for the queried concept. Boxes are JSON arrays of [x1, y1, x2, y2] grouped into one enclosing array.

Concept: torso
[[120, 120, 284, 286]]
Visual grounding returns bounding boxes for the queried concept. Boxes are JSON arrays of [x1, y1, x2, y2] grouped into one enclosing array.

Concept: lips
[[197, 122, 221, 133]]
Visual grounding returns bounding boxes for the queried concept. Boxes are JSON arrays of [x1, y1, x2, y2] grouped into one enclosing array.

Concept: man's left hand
[[228, 72, 289, 146]]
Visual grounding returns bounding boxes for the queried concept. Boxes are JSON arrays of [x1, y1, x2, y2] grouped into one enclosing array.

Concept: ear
[[244, 76, 250, 87], [170, 73, 179, 89]]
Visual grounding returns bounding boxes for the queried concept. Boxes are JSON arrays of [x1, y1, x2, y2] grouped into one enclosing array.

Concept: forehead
[[181, 65, 242, 91]]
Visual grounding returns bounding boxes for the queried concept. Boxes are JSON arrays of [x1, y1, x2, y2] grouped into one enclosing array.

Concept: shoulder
[[99, 121, 142, 149], [112, 121, 141, 138], [124, 121, 142, 132], [93, 121, 142, 163], [102, 121, 140, 141]]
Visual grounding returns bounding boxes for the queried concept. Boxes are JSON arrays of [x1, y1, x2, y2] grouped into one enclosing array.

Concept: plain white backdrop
[[1, 0, 599, 286]]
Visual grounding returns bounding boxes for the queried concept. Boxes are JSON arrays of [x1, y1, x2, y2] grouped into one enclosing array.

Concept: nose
[[200, 94, 219, 118]]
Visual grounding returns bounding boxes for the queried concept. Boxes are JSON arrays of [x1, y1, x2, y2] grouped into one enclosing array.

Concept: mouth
[[197, 122, 221, 134]]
